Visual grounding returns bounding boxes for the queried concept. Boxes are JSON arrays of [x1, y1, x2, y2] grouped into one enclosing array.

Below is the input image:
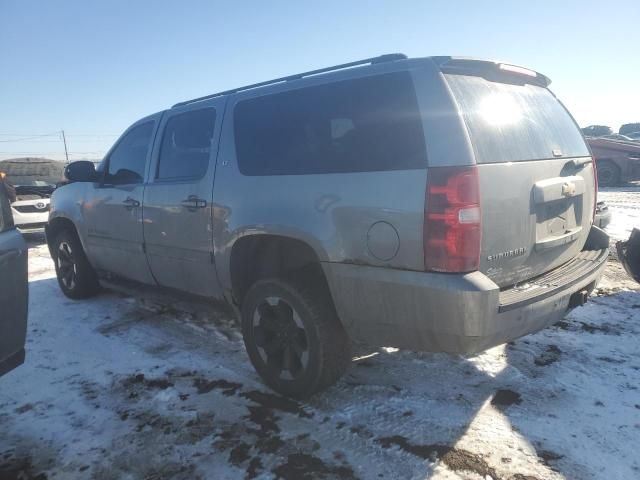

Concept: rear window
[[445, 74, 590, 163], [234, 72, 427, 175]]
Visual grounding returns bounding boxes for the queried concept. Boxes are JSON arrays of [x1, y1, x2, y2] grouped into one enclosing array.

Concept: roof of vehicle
[[172, 54, 551, 109]]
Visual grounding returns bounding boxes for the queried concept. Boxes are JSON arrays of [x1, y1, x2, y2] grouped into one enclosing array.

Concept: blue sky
[[1, 0, 638, 161]]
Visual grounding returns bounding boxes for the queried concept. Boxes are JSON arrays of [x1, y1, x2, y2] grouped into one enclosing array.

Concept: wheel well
[[229, 235, 329, 306], [46, 217, 78, 258]]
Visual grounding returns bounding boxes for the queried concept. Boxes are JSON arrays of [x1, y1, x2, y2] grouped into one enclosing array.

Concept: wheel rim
[[598, 166, 614, 185], [57, 241, 77, 290], [252, 296, 309, 380]]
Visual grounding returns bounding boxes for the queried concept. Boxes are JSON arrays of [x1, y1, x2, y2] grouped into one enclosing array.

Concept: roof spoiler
[[432, 56, 551, 87]]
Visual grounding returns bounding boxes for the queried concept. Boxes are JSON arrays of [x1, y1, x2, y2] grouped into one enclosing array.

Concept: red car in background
[[587, 137, 640, 186]]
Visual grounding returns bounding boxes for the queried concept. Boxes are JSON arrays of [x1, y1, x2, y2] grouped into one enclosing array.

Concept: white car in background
[[11, 182, 53, 230], [0, 158, 64, 231]]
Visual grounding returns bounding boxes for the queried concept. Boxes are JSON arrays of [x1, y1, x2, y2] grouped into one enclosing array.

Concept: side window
[[105, 122, 154, 185], [0, 182, 14, 232], [234, 72, 427, 175], [156, 108, 217, 181]]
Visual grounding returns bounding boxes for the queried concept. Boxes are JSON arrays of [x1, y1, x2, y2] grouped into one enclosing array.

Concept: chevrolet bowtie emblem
[[561, 182, 576, 197]]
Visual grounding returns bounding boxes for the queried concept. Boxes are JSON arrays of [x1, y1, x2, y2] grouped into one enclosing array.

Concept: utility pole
[[61, 130, 69, 163]]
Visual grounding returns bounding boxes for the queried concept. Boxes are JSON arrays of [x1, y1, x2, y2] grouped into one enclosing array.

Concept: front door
[[83, 117, 159, 284], [142, 99, 225, 298], [0, 181, 28, 376]]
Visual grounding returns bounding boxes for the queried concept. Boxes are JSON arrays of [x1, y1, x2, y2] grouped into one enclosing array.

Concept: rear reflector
[[424, 166, 481, 272]]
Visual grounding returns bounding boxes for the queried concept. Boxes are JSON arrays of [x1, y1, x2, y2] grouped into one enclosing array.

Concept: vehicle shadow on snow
[[8, 277, 638, 480], [337, 289, 639, 479]]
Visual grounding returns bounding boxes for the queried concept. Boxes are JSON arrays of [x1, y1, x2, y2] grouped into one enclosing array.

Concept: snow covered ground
[[598, 182, 640, 242], [1, 187, 639, 480]]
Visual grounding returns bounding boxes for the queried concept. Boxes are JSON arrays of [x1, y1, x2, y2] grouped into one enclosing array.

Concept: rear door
[[442, 67, 595, 287], [142, 99, 225, 298], [0, 181, 28, 377]]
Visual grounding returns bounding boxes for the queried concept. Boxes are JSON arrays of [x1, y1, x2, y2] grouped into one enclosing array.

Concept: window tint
[[234, 72, 427, 175], [105, 122, 154, 185], [445, 74, 590, 163], [0, 182, 14, 232], [157, 108, 217, 180]]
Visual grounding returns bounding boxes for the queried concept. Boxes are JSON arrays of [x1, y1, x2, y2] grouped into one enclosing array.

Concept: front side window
[[156, 108, 217, 181], [234, 72, 427, 175], [105, 122, 154, 185]]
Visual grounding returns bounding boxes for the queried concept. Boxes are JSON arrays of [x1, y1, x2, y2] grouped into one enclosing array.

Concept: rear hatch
[[441, 61, 596, 287]]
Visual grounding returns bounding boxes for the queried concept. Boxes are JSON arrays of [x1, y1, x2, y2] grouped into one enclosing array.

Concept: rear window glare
[[445, 74, 590, 164], [234, 72, 427, 175]]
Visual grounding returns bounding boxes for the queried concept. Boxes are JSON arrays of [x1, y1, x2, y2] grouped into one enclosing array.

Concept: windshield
[[445, 74, 590, 163]]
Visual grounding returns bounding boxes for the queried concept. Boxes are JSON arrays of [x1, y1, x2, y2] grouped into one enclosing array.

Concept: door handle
[[181, 195, 207, 210], [123, 197, 140, 209]]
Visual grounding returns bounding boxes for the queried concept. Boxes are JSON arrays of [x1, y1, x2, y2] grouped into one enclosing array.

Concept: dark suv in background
[[587, 137, 640, 186]]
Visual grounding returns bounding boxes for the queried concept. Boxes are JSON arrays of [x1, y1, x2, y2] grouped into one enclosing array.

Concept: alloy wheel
[[57, 241, 77, 290], [252, 296, 309, 380]]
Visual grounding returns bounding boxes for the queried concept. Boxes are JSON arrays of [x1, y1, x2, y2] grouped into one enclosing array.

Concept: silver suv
[[47, 55, 609, 397]]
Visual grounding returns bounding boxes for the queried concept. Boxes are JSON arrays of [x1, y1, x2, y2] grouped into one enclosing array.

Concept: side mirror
[[64, 161, 97, 183]]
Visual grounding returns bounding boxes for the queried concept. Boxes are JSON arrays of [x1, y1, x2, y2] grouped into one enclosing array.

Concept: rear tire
[[241, 278, 351, 398], [52, 229, 100, 299], [597, 160, 621, 187]]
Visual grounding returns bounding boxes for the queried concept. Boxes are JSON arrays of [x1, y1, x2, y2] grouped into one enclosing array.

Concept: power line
[[0, 133, 118, 137], [0, 151, 104, 155], [0, 139, 109, 143], [0, 132, 61, 143]]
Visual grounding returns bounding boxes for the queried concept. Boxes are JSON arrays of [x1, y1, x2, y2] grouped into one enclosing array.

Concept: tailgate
[[443, 66, 595, 287], [478, 158, 595, 286]]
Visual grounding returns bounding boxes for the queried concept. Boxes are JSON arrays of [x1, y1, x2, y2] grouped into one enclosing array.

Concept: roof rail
[[171, 53, 408, 108]]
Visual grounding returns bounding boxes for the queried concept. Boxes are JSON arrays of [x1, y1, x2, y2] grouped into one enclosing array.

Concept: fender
[[214, 224, 330, 303], [46, 182, 93, 256]]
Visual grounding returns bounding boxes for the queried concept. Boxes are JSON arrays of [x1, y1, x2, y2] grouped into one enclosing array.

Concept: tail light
[[424, 166, 481, 272]]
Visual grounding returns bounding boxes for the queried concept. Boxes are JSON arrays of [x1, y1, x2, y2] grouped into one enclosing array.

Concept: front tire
[[241, 278, 351, 398], [52, 229, 100, 299], [597, 160, 621, 187]]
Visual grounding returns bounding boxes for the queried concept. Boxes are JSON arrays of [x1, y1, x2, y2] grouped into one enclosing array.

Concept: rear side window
[[445, 74, 590, 163], [156, 108, 217, 180], [106, 122, 154, 185], [234, 72, 427, 175]]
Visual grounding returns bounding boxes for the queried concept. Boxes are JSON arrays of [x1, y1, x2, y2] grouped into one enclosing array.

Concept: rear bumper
[[323, 247, 608, 354]]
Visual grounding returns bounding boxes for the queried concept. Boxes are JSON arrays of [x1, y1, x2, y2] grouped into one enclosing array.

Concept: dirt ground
[[1, 186, 639, 480]]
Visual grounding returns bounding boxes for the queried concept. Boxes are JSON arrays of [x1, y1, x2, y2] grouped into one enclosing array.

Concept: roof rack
[[171, 53, 408, 108]]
